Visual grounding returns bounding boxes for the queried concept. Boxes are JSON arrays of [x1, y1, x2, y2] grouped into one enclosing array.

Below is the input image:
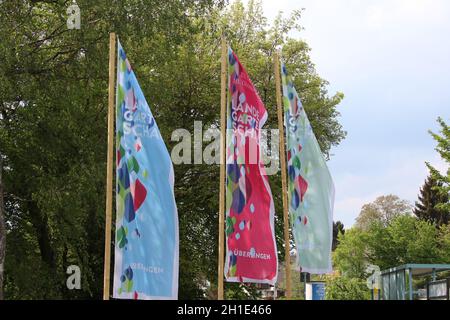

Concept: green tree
[[0, 156, 4, 300], [336, 214, 443, 275], [0, 0, 345, 299], [333, 228, 368, 279], [414, 175, 449, 226], [355, 195, 412, 231], [439, 224, 450, 262], [0, 0, 224, 299], [332, 208, 447, 300], [332, 221, 345, 251], [427, 117, 450, 213], [325, 276, 370, 300], [367, 215, 442, 270]]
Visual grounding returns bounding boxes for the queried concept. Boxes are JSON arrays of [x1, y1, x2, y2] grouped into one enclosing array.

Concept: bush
[[325, 275, 371, 300]]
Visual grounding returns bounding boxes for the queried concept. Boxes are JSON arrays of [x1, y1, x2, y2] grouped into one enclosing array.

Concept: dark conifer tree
[[414, 175, 449, 226], [332, 221, 345, 251]]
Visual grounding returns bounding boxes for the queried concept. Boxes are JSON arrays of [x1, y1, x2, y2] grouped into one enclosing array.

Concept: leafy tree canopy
[[414, 175, 449, 226], [329, 198, 450, 300], [426, 117, 450, 213], [355, 195, 412, 231]]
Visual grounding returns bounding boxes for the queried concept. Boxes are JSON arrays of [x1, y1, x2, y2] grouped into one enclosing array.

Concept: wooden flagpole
[[274, 51, 292, 299], [217, 34, 227, 300], [103, 32, 116, 301]]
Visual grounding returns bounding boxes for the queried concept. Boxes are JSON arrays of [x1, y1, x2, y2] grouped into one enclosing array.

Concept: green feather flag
[[281, 61, 335, 274]]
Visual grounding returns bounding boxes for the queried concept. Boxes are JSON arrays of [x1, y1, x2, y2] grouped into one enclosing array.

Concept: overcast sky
[[239, 0, 450, 227]]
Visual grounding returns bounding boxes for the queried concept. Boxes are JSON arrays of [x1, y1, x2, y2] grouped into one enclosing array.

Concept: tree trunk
[[28, 201, 55, 270], [0, 157, 6, 300]]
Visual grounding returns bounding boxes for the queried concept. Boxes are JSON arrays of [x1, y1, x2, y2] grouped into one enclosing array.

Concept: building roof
[[381, 264, 450, 276]]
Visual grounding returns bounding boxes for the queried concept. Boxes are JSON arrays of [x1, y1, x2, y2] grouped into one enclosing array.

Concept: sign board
[[428, 280, 448, 300], [305, 282, 326, 300]]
